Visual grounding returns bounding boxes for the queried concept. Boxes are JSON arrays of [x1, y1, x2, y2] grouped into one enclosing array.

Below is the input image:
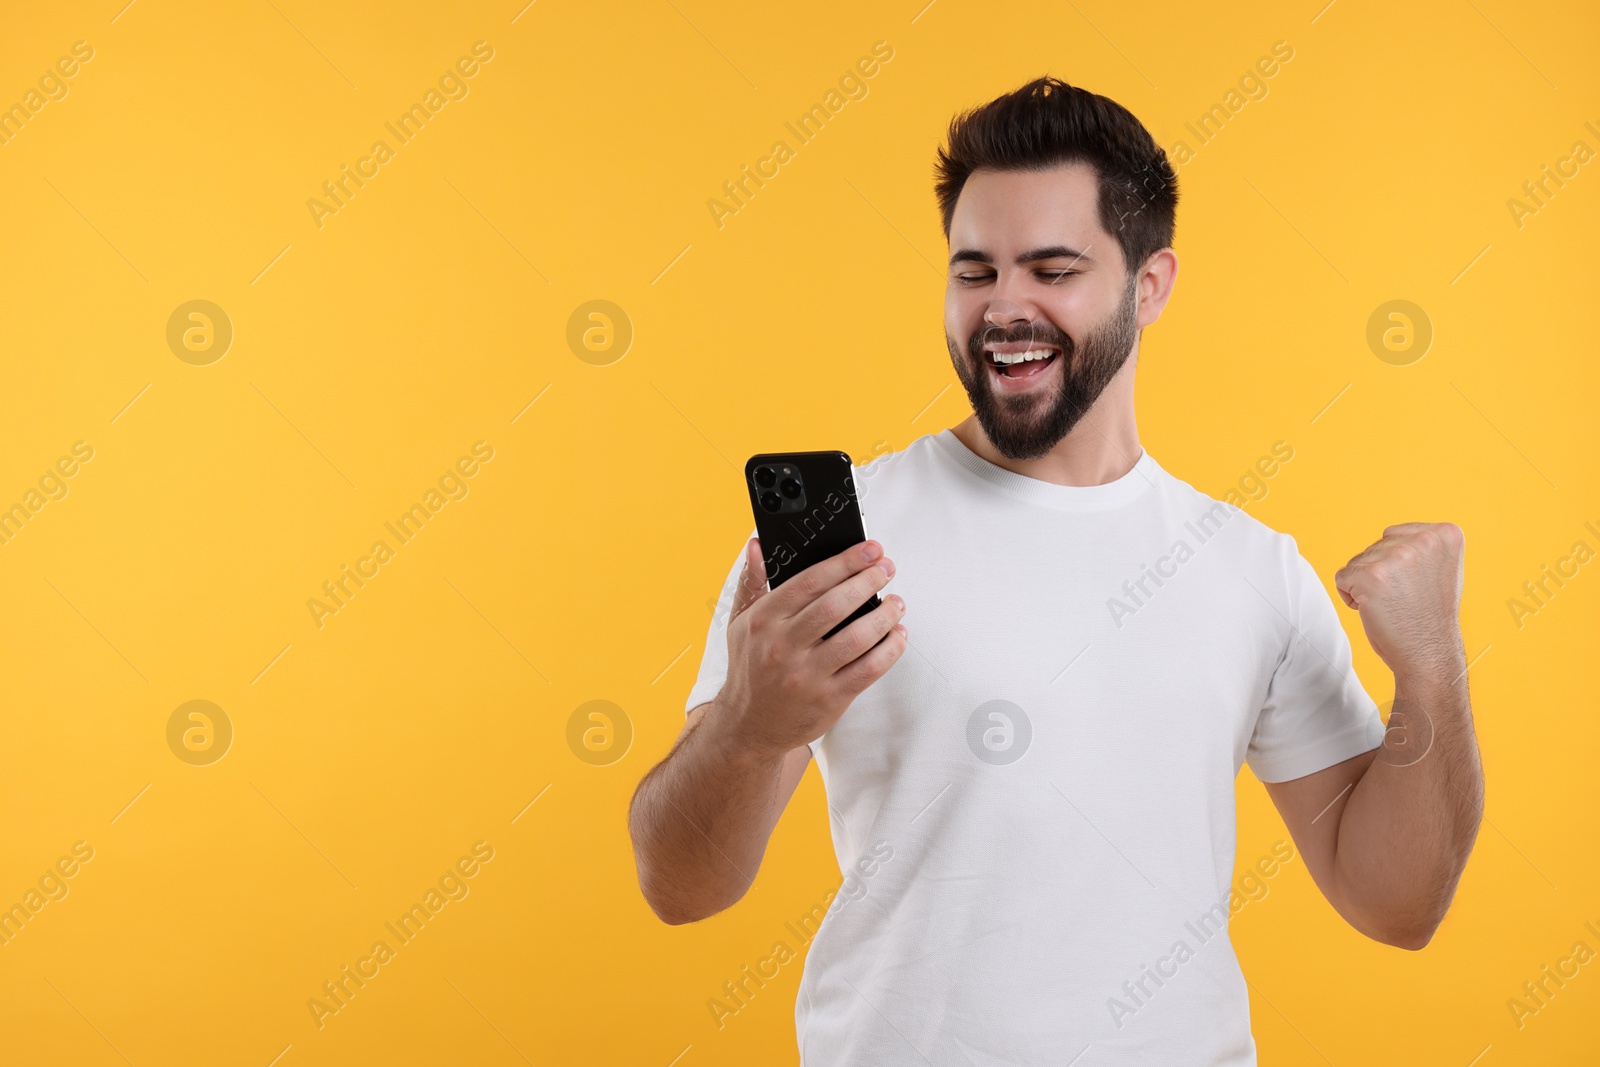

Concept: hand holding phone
[[744, 451, 880, 638], [709, 451, 909, 758], [714, 535, 908, 759]]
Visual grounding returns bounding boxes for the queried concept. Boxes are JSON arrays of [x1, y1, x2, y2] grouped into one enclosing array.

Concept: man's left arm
[[1263, 522, 1484, 950]]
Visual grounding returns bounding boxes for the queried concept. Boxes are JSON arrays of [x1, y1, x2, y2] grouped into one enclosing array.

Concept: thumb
[[1334, 565, 1363, 610], [729, 537, 768, 620]]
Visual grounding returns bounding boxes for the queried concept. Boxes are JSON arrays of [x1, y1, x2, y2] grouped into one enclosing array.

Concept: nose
[[983, 298, 1034, 336]]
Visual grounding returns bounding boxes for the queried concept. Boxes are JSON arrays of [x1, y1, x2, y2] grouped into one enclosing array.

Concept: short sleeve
[[682, 536, 751, 717], [1246, 542, 1386, 783]]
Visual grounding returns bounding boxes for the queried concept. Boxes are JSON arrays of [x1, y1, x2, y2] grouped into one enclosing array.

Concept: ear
[[1133, 247, 1179, 330]]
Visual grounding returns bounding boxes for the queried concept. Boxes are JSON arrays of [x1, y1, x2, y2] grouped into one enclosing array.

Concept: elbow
[[1336, 886, 1445, 950], [645, 896, 698, 927], [639, 880, 723, 926], [1372, 865, 1471, 950], [630, 833, 707, 927], [629, 839, 715, 926], [636, 864, 743, 926], [1366, 911, 1442, 951], [636, 866, 741, 925], [1381, 923, 1437, 952]]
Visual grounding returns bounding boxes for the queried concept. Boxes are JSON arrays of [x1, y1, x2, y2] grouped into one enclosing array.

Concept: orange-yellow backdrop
[[1, 0, 1596, 1064]]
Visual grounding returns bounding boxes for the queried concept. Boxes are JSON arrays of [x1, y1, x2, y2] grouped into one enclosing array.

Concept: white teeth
[[989, 348, 1057, 365]]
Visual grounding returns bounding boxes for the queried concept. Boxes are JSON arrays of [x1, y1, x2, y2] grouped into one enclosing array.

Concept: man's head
[[935, 77, 1178, 460]]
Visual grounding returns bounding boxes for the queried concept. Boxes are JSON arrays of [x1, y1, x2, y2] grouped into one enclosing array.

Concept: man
[[628, 76, 1483, 1064]]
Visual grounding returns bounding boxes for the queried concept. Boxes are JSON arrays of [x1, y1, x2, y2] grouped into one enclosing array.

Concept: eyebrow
[[948, 245, 1095, 268]]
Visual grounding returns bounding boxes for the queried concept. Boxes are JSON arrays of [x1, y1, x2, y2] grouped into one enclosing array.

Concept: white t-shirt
[[685, 428, 1384, 1066]]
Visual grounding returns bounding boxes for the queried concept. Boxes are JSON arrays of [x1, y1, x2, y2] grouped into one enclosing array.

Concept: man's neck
[[949, 366, 1142, 488]]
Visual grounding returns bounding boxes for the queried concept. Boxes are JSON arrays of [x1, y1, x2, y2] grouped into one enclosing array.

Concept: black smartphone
[[745, 451, 879, 639]]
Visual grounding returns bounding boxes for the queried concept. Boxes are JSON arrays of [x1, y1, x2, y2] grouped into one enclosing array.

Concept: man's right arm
[[627, 703, 812, 925], [627, 537, 906, 925]]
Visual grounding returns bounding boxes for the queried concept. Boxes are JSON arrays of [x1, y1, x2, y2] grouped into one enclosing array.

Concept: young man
[[629, 77, 1483, 1064]]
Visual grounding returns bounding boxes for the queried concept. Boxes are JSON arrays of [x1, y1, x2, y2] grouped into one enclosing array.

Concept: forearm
[[1332, 670, 1484, 947], [627, 700, 792, 925]]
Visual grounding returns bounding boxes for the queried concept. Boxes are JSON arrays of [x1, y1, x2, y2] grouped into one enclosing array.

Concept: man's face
[[944, 162, 1142, 461]]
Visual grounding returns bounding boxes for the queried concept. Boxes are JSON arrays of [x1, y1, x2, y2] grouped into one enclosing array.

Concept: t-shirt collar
[[931, 428, 1160, 511]]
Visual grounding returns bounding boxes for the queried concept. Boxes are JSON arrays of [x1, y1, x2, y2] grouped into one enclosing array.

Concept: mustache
[[969, 321, 1073, 357]]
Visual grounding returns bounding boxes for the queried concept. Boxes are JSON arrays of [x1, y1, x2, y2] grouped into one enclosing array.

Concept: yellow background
[[1, 0, 1596, 1063]]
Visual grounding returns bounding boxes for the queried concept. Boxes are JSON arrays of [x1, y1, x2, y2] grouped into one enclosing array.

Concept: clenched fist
[[1334, 522, 1466, 680]]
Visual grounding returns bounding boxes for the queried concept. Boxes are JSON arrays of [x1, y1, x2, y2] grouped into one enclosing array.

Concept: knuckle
[[832, 574, 871, 618], [811, 564, 839, 593]]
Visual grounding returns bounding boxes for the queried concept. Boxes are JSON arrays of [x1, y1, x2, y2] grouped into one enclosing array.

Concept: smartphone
[[744, 451, 879, 639]]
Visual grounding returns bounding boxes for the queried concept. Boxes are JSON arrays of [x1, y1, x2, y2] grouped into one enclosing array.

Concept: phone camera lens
[[754, 466, 777, 488], [779, 478, 801, 499], [759, 491, 782, 512]]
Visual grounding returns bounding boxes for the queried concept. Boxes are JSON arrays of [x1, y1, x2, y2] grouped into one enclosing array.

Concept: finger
[[1334, 563, 1368, 609], [1343, 539, 1392, 569], [791, 558, 896, 646], [728, 538, 768, 621], [1380, 522, 1432, 540], [831, 622, 909, 696], [816, 594, 906, 671], [767, 540, 887, 617]]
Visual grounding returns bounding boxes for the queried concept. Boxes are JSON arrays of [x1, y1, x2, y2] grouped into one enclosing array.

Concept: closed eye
[[952, 270, 1081, 285]]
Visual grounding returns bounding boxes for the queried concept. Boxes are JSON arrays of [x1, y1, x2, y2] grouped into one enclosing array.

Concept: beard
[[947, 275, 1140, 461]]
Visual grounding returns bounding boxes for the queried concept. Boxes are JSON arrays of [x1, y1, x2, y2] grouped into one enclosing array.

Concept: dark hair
[[934, 77, 1178, 277]]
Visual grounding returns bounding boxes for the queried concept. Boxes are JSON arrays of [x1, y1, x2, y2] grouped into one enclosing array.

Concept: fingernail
[[878, 558, 895, 578], [889, 594, 906, 611], [861, 541, 883, 562], [895, 624, 908, 637]]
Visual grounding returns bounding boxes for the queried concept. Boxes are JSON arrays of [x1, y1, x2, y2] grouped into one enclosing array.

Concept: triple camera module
[[752, 463, 807, 514]]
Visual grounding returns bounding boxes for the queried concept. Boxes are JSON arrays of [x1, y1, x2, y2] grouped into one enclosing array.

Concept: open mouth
[[983, 346, 1061, 381]]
